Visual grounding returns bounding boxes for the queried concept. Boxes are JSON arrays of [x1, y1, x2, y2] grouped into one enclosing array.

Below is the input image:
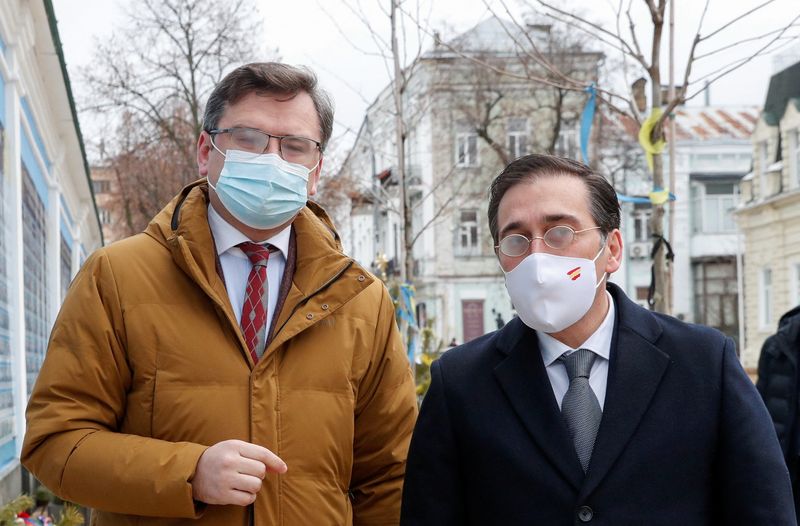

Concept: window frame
[[759, 266, 773, 330], [455, 209, 480, 256], [455, 133, 479, 167]]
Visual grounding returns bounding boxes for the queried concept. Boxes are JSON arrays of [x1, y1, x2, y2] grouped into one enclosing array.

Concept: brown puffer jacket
[[22, 181, 418, 525]]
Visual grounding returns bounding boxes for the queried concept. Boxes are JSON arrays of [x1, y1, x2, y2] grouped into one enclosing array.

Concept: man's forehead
[[501, 176, 588, 209]]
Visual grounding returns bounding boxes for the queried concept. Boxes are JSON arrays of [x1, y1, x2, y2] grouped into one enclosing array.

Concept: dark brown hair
[[488, 154, 620, 244], [202, 62, 334, 150]]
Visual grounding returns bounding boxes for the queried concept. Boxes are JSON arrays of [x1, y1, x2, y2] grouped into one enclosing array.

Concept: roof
[[43, 0, 104, 245], [440, 18, 548, 54], [426, 17, 601, 59], [670, 106, 759, 141], [606, 105, 759, 143], [762, 60, 800, 126]]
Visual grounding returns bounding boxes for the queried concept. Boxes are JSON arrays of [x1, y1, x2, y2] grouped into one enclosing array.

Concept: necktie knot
[[238, 242, 271, 267], [559, 348, 596, 381]]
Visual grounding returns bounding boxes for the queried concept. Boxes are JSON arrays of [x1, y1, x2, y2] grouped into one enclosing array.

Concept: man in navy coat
[[401, 154, 795, 525]]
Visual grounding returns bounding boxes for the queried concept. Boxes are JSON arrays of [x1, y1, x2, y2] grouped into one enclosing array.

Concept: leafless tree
[[442, 20, 601, 164], [458, 0, 800, 314], [82, 0, 274, 235]]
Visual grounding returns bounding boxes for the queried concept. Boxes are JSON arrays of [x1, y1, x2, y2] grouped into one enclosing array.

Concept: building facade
[[614, 106, 758, 352], [335, 18, 601, 348], [737, 61, 800, 368], [90, 165, 126, 244], [0, 0, 102, 500]]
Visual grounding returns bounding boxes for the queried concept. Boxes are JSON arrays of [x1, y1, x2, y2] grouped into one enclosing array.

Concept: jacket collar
[[143, 179, 373, 365], [492, 283, 669, 495], [145, 179, 356, 296]]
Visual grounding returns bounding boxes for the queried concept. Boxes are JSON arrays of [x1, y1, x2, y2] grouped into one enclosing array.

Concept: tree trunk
[[390, 0, 413, 284], [648, 1, 671, 314]]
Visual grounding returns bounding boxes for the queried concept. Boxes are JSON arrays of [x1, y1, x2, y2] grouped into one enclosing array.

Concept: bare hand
[[191, 439, 287, 506]]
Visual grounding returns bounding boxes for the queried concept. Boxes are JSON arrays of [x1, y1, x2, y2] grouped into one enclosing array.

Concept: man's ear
[[307, 157, 323, 196], [604, 228, 623, 275], [197, 131, 212, 177]]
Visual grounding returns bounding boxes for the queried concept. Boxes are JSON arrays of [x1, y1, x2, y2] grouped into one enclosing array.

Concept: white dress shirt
[[536, 291, 615, 411], [207, 205, 290, 333]]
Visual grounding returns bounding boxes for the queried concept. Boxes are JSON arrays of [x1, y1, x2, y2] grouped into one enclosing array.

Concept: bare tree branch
[[695, 25, 800, 61], [685, 14, 800, 101], [315, 0, 392, 59], [700, 0, 777, 42], [536, 0, 643, 66]]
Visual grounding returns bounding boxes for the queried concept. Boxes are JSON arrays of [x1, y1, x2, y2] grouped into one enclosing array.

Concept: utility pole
[[666, 0, 676, 314], [390, 0, 412, 284]]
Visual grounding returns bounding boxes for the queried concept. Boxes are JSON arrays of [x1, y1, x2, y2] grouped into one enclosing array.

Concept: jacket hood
[[778, 305, 800, 329], [142, 178, 356, 310]]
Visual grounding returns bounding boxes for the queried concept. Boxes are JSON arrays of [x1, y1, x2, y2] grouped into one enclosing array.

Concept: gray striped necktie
[[559, 348, 602, 473]]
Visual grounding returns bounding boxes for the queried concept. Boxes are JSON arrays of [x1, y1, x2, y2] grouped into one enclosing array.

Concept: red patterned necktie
[[238, 242, 271, 363]]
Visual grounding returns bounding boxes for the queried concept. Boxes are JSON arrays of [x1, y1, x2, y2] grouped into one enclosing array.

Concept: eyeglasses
[[209, 127, 322, 166], [495, 225, 603, 257]]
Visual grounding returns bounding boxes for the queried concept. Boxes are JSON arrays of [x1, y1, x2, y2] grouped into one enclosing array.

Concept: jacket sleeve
[[716, 337, 797, 525], [350, 284, 418, 526], [400, 359, 465, 526], [755, 333, 776, 399], [21, 250, 208, 518]]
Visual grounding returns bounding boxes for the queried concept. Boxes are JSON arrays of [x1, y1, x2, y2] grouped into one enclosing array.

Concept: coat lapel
[[579, 286, 670, 498], [493, 319, 585, 491]]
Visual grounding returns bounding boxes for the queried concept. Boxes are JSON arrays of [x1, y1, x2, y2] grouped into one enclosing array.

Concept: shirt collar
[[207, 204, 291, 259], [537, 290, 616, 367]]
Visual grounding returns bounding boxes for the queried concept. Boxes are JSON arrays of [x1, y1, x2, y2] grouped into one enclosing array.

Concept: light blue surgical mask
[[208, 148, 313, 230]]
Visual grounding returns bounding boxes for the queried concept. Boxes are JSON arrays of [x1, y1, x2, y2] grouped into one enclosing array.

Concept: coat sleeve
[[716, 337, 797, 525], [400, 359, 466, 526], [21, 250, 208, 518], [350, 284, 418, 525]]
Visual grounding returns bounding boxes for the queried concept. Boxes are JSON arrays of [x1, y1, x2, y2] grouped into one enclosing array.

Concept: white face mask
[[503, 242, 606, 333]]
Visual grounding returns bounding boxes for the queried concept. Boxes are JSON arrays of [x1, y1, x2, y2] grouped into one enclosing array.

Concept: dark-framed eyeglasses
[[209, 127, 322, 166], [495, 225, 603, 257]]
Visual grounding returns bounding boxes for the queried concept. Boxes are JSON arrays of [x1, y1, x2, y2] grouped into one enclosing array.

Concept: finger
[[227, 488, 258, 507], [238, 457, 267, 479], [238, 443, 288, 474], [232, 473, 263, 495]]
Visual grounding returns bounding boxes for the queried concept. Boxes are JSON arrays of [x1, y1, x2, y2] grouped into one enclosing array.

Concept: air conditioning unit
[[629, 242, 650, 259]]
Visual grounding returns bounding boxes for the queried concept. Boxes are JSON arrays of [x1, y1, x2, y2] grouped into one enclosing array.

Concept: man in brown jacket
[[22, 63, 418, 525]]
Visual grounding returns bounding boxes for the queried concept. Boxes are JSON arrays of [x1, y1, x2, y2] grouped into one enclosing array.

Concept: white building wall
[[0, 0, 102, 499]]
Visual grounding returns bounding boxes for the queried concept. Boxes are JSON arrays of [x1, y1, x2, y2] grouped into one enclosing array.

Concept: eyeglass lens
[[499, 226, 576, 256], [220, 128, 318, 164]]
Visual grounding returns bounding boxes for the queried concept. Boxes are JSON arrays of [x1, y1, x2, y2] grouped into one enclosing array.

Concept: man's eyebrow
[[498, 220, 525, 239], [542, 213, 580, 224]]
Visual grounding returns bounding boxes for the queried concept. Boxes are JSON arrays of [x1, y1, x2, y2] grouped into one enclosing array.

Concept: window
[[632, 206, 652, 242], [98, 207, 112, 225], [0, 124, 12, 468], [456, 133, 479, 167], [691, 181, 737, 233], [760, 267, 773, 329], [22, 166, 49, 397], [792, 129, 800, 189], [692, 258, 739, 343], [92, 180, 111, 194], [507, 118, 528, 160], [456, 209, 479, 256], [792, 262, 800, 307], [61, 236, 72, 301], [555, 123, 579, 159], [759, 141, 769, 197]]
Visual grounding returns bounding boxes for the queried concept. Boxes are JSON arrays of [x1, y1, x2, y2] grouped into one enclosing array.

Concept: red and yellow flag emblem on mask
[[567, 267, 582, 281]]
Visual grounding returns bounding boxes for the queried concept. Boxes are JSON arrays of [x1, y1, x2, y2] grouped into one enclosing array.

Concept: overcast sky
[[52, 0, 800, 161]]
